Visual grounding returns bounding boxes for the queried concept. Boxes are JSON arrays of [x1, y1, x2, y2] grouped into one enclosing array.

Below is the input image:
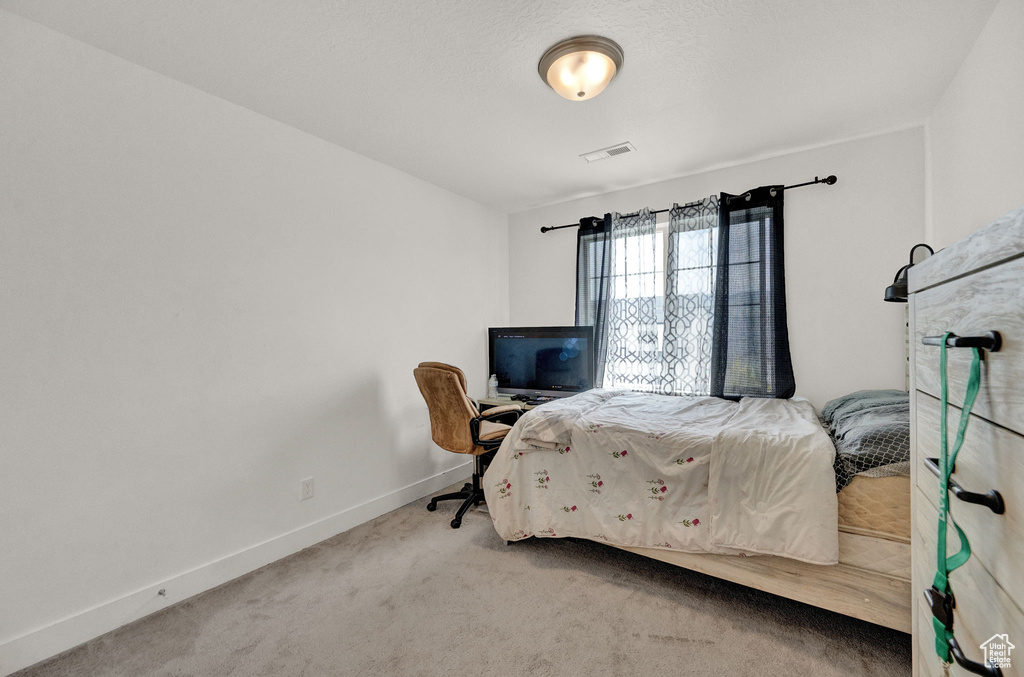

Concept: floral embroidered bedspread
[[482, 390, 839, 565]]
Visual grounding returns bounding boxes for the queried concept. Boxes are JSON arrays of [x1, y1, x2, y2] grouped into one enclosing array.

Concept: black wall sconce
[[884, 243, 935, 302]]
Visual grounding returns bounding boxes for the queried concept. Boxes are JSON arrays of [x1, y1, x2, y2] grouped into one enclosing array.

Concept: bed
[[482, 388, 912, 632]]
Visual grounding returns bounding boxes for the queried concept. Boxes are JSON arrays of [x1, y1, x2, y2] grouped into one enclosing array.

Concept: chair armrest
[[470, 405, 523, 447], [478, 405, 523, 428], [479, 404, 523, 417]]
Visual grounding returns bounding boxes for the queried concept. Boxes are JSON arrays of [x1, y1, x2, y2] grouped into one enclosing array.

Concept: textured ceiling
[[1, 0, 997, 212]]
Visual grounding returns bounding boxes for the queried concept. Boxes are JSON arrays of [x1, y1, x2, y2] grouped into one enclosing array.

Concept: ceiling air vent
[[580, 142, 636, 163]]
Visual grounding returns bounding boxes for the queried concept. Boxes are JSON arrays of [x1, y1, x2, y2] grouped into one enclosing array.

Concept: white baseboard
[[0, 462, 471, 676]]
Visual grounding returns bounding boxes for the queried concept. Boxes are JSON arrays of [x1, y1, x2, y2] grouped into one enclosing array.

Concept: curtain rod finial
[[824, 175, 837, 185]]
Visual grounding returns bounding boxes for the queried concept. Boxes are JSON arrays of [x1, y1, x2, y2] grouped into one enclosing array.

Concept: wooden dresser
[[909, 205, 1024, 677]]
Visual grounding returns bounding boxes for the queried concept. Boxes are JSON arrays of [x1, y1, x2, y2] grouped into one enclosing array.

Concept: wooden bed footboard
[[609, 544, 912, 633]]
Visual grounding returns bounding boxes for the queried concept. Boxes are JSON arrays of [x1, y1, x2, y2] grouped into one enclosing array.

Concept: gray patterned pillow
[[822, 389, 908, 428], [822, 390, 910, 490]]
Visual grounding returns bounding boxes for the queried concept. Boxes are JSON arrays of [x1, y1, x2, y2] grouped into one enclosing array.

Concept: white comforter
[[482, 390, 839, 565]]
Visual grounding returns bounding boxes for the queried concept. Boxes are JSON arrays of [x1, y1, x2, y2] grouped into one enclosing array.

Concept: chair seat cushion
[[478, 420, 513, 441]]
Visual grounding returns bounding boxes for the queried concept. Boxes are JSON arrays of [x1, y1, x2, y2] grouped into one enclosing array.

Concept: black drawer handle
[[924, 458, 1005, 514], [948, 636, 1003, 676], [922, 331, 1001, 352]]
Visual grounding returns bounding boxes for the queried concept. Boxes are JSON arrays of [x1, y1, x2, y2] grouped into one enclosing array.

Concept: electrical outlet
[[301, 477, 314, 501]]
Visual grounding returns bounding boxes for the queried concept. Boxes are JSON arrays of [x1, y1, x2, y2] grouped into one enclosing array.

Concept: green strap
[[932, 331, 983, 662]]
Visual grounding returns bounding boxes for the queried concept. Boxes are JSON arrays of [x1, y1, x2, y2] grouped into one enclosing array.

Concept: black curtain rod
[[539, 174, 837, 233]]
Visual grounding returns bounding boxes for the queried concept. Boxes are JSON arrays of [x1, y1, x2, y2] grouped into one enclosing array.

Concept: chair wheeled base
[[427, 453, 493, 528]]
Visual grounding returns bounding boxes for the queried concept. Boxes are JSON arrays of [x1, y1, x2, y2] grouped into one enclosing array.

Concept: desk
[[477, 396, 540, 411]]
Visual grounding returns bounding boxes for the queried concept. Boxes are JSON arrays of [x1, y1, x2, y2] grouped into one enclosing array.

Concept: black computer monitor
[[488, 326, 595, 398]]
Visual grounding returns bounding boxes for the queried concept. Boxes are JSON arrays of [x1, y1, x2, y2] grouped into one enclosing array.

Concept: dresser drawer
[[915, 393, 1024, 609], [913, 491, 1024, 676], [915, 600, 982, 677], [914, 254, 1024, 434], [914, 599, 1010, 677]]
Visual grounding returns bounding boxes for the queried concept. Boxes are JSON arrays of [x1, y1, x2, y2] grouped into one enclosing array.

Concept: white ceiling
[[1, 0, 996, 212]]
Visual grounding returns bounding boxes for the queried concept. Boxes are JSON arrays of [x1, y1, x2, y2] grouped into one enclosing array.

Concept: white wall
[[509, 128, 926, 409], [928, 0, 1024, 247], [0, 11, 507, 673]]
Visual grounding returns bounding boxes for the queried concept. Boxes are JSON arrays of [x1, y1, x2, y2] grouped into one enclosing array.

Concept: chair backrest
[[413, 362, 480, 454]]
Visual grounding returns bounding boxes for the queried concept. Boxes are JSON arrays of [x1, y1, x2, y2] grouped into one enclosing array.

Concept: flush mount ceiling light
[[538, 35, 623, 101]]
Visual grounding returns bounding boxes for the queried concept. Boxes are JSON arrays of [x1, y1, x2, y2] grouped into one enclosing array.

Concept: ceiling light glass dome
[[538, 36, 624, 101]]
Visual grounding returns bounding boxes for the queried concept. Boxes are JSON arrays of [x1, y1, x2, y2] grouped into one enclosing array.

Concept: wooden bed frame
[[609, 543, 912, 632]]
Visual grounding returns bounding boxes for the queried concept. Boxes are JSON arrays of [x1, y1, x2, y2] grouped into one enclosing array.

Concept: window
[[575, 192, 793, 399], [576, 200, 720, 396]]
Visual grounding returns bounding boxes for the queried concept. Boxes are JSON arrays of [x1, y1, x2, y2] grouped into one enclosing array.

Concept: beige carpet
[[15, 483, 910, 677]]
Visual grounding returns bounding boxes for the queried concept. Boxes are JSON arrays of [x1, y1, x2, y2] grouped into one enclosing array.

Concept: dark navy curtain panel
[[711, 186, 795, 399], [574, 214, 612, 387]]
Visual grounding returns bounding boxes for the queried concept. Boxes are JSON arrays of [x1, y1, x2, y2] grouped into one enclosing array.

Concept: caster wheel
[[450, 519, 462, 529], [426, 502, 437, 512]]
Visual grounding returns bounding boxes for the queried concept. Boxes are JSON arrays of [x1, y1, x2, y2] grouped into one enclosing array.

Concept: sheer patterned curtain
[[603, 209, 663, 391], [663, 197, 718, 395]]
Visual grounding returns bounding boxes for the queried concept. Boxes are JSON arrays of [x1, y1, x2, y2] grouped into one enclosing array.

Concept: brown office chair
[[413, 362, 522, 528]]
